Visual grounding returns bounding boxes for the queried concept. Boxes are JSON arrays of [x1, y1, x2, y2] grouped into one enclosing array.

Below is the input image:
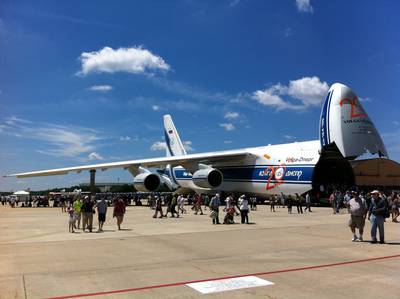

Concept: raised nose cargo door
[[320, 83, 387, 160]]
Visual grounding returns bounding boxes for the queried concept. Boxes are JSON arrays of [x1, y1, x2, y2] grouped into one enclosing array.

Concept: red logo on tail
[[339, 96, 367, 119]]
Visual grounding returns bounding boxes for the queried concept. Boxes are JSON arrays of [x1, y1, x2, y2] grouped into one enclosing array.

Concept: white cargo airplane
[[5, 83, 387, 196]]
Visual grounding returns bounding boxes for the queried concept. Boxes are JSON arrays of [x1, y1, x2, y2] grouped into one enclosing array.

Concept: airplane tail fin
[[319, 83, 387, 159], [163, 114, 187, 156]]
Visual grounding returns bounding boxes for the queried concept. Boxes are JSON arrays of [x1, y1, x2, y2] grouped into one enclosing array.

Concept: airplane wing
[[5, 149, 253, 178]]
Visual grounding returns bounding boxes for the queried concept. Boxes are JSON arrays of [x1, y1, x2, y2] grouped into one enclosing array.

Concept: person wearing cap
[[209, 194, 221, 224], [344, 191, 367, 242], [239, 194, 249, 224], [368, 190, 388, 244]]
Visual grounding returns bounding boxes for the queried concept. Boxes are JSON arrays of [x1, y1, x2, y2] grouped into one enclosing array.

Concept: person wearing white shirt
[[239, 195, 249, 224], [178, 195, 186, 214]]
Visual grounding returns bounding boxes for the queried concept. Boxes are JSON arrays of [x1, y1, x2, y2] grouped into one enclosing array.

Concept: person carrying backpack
[[368, 190, 389, 244]]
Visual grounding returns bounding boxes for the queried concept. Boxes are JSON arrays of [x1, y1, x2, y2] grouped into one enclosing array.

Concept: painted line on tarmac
[[45, 254, 400, 299]]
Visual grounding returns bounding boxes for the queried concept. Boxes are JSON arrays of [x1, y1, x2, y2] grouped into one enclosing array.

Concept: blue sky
[[1, 0, 399, 191]]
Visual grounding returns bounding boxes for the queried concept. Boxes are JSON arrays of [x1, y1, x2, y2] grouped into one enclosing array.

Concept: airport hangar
[[350, 158, 400, 189]]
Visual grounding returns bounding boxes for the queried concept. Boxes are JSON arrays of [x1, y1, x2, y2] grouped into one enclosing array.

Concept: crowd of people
[[0, 195, 49, 208], [65, 195, 126, 233], [2, 188, 398, 244], [108, 189, 398, 244], [329, 189, 398, 244]]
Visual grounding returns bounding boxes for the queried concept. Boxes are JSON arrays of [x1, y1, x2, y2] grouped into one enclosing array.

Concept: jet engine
[[133, 172, 163, 192], [192, 168, 223, 189]]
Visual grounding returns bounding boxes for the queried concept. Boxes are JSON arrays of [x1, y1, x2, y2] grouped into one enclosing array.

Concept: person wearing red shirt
[[113, 198, 126, 230]]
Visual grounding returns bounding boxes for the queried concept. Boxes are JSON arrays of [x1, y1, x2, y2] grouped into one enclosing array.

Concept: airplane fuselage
[[170, 140, 320, 196]]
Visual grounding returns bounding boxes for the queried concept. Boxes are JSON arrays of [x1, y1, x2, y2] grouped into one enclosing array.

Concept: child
[[68, 206, 75, 233]]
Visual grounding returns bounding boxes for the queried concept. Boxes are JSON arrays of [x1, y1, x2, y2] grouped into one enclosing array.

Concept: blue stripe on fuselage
[[174, 168, 193, 180], [173, 165, 314, 183]]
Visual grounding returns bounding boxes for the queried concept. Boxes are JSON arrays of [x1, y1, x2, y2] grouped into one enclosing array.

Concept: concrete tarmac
[[0, 204, 399, 299]]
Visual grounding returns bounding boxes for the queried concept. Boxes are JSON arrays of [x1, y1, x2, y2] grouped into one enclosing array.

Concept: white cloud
[[219, 123, 235, 131], [1, 117, 102, 159], [252, 76, 329, 110], [296, 0, 313, 13], [150, 141, 167, 151], [89, 85, 113, 92], [5, 116, 33, 125], [253, 84, 299, 110], [88, 152, 104, 161], [393, 121, 399, 126], [119, 136, 131, 142], [152, 105, 160, 111], [224, 111, 239, 120], [182, 140, 194, 152], [150, 140, 193, 152], [34, 127, 100, 158], [287, 77, 329, 106], [77, 46, 170, 76]]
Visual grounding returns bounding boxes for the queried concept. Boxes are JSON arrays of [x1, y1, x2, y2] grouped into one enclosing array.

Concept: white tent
[[13, 191, 30, 195], [13, 191, 30, 203]]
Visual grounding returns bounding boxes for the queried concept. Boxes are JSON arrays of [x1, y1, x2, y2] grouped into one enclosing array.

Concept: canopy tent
[[12, 190, 30, 203], [13, 191, 30, 195]]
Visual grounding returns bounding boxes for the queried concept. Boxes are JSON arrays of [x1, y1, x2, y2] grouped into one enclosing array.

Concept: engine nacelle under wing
[[192, 168, 223, 189], [133, 172, 163, 192]]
